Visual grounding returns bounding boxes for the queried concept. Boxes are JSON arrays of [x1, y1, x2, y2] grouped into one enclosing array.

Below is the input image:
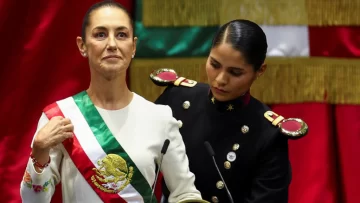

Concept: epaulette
[[149, 68, 197, 87], [264, 111, 308, 139]]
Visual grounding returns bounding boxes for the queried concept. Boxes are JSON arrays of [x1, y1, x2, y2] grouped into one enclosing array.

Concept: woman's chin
[[101, 63, 128, 73], [92, 66, 126, 81]]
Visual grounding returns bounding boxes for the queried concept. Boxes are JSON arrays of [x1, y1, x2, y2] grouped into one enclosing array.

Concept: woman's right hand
[[31, 116, 74, 165]]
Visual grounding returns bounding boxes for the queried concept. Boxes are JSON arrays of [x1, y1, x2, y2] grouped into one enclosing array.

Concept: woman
[[20, 1, 204, 203], [152, 19, 308, 203]]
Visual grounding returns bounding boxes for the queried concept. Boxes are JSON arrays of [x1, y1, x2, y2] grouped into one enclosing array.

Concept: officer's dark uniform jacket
[[155, 82, 291, 203]]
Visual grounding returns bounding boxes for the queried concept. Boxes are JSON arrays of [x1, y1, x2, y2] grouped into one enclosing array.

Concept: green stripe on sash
[[73, 91, 156, 203]]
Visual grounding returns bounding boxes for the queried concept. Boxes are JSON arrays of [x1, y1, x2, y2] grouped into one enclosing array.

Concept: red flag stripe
[[309, 26, 360, 58]]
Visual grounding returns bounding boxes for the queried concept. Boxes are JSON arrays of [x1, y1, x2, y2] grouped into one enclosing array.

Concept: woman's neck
[[86, 72, 133, 110]]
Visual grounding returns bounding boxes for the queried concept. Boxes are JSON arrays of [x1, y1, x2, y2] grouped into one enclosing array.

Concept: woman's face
[[77, 6, 136, 80], [206, 43, 266, 101]]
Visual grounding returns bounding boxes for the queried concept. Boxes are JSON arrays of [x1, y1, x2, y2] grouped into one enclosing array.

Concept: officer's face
[[206, 43, 266, 101]]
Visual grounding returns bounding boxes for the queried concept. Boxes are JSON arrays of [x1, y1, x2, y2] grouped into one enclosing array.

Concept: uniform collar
[[208, 89, 251, 112]]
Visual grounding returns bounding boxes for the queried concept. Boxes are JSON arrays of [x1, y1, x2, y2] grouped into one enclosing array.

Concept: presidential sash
[[44, 91, 156, 203]]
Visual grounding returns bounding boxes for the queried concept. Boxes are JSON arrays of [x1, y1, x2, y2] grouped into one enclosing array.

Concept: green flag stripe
[[135, 0, 218, 58]]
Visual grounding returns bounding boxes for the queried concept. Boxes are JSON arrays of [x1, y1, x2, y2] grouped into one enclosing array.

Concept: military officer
[[151, 19, 308, 203]]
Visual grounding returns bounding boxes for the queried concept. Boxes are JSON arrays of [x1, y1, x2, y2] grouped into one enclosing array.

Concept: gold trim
[[130, 57, 360, 104], [272, 116, 285, 126], [279, 118, 309, 139], [149, 68, 178, 85], [264, 111, 277, 123], [174, 77, 185, 86], [178, 79, 198, 87], [142, 0, 360, 26]]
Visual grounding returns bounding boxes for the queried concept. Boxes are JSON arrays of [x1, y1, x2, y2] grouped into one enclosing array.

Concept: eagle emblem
[[91, 154, 134, 193]]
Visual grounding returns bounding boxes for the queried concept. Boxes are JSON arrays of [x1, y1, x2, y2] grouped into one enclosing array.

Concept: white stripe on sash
[[57, 97, 144, 202]]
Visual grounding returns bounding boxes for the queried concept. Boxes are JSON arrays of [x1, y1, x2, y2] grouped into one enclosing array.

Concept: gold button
[[211, 196, 219, 203], [177, 120, 183, 128], [224, 161, 231, 169], [232, 143, 240, 151], [241, 125, 249, 134], [216, 180, 224, 189], [182, 101, 190, 109]]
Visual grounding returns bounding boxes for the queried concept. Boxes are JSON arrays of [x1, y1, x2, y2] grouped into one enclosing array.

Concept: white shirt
[[20, 93, 202, 203]]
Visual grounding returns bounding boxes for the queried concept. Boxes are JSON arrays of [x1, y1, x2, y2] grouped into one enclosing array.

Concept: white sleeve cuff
[[25, 158, 52, 188]]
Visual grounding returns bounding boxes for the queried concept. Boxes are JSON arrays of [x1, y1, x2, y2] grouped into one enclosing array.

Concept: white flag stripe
[[261, 25, 309, 57]]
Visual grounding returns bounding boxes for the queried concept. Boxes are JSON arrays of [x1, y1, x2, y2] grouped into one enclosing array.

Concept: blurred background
[[1, 0, 359, 202]]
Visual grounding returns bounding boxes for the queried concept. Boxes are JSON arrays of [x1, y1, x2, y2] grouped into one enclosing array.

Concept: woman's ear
[[256, 63, 267, 79], [76, 36, 87, 57]]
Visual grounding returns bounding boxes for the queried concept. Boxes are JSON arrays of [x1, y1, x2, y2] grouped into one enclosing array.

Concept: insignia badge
[[224, 161, 231, 169], [91, 154, 133, 193], [149, 68, 197, 87], [241, 125, 249, 134], [182, 101, 190, 109], [264, 111, 309, 139], [227, 152, 236, 162], [226, 104, 234, 111], [232, 143, 240, 151]]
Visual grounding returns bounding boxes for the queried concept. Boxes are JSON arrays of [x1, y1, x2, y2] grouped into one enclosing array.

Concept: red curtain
[[0, 1, 133, 202], [272, 104, 340, 203], [309, 26, 360, 203], [272, 26, 360, 203]]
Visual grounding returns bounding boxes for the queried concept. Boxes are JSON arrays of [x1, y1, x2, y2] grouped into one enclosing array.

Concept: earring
[[131, 55, 134, 58], [82, 53, 87, 57]]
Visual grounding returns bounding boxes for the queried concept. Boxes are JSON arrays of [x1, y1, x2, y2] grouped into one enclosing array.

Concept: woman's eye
[[211, 62, 220, 68], [95, 32, 106, 38], [117, 32, 127, 38], [230, 70, 243, 76]]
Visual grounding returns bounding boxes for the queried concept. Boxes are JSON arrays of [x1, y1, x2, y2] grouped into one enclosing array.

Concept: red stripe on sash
[[44, 102, 126, 203]]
